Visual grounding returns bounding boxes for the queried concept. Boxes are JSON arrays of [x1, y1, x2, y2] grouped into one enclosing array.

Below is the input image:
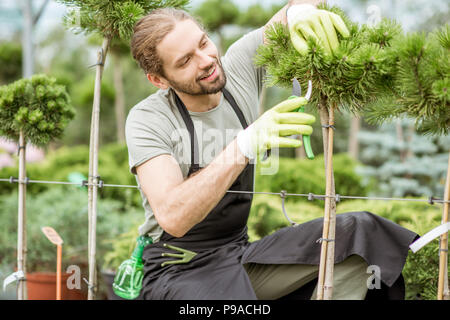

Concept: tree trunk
[[17, 130, 27, 300], [396, 120, 407, 163], [405, 124, 415, 160], [88, 37, 110, 300], [348, 115, 360, 160], [21, 0, 33, 78], [112, 53, 126, 144]]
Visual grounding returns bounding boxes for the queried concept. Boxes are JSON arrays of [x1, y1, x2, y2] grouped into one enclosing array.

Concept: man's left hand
[[287, 4, 350, 55]]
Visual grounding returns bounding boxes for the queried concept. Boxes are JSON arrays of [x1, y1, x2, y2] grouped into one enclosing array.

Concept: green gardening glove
[[236, 97, 315, 162], [287, 4, 350, 55]]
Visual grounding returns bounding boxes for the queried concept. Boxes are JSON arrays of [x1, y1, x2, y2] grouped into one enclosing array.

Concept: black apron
[[141, 89, 419, 300]]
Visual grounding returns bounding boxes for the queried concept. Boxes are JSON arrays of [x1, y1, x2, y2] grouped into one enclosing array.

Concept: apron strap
[[173, 91, 201, 172], [173, 88, 249, 171], [222, 88, 249, 129]]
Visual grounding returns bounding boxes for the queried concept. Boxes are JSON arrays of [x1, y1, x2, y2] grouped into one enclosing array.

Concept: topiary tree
[[56, 0, 190, 300], [255, 4, 403, 299], [366, 24, 449, 300], [0, 74, 74, 300]]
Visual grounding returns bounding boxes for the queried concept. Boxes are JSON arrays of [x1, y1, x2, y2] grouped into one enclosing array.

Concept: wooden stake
[[323, 105, 336, 300], [316, 101, 337, 300], [438, 151, 450, 300], [17, 130, 27, 300], [87, 37, 110, 300]]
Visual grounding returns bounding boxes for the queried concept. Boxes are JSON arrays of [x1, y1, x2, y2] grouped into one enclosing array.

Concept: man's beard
[[166, 58, 227, 96]]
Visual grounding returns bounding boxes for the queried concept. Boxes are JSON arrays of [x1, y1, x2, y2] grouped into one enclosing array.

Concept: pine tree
[[56, 0, 190, 300], [365, 23, 449, 300], [255, 3, 404, 299], [365, 24, 449, 135]]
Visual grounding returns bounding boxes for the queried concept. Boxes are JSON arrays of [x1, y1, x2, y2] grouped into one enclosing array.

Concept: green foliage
[[0, 187, 143, 272], [254, 154, 368, 206], [366, 24, 450, 135], [0, 74, 75, 147], [0, 42, 22, 85], [102, 225, 140, 272], [236, 3, 283, 29], [255, 4, 401, 115], [403, 241, 444, 300], [59, 0, 190, 41], [194, 0, 239, 32]]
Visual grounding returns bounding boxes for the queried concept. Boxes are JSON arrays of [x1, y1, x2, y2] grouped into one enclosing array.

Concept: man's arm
[[263, 0, 324, 44], [137, 139, 248, 238]]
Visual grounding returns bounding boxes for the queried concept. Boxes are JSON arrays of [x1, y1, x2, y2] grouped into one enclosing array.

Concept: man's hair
[[131, 8, 205, 77]]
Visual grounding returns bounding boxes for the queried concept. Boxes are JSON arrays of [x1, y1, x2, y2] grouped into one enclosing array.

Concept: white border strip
[[410, 222, 450, 253]]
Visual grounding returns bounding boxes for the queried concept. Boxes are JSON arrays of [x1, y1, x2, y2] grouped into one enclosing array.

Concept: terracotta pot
[[26, 272, 87, 300]]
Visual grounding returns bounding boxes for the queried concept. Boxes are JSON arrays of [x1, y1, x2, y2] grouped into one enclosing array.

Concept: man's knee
[[311, 255, 369, 300]]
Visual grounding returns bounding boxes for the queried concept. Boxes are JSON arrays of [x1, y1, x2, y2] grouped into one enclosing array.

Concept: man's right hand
[[236, 97, 315, 161]]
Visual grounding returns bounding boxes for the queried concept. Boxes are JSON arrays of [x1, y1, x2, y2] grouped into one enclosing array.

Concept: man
[[126, 1, 418, 300]]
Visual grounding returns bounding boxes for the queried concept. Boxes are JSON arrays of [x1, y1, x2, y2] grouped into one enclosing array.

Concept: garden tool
[[291, 77, 314, 159], [160, 243, 197, 267], [263, 78, 314, 160], [113, 235, 153, 300]]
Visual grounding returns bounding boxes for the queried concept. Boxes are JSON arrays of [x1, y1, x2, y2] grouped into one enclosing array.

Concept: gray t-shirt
[[125, 27, 265, 242]]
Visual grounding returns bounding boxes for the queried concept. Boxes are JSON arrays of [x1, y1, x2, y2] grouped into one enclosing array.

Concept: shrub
[[254, 153, 368, 206], [101, 225, 140, 272], [0, 74, 75, 147]]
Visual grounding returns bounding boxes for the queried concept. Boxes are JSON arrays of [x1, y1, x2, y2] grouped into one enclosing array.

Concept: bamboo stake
[[316, 100, 337, 300], [438, 151, 450, 300], [17, 130, 27, 300], [323, 105, 337, 300], [87, 37, 110, 300]]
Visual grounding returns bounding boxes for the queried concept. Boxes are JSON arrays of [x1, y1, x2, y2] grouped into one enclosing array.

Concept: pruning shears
[[291, 78, 314, 159], [263, 78, 314, 161]]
